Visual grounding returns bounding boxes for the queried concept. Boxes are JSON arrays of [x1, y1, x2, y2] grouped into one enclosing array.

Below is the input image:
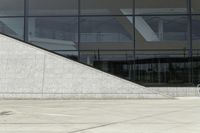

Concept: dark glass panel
[[192, 16, 200, 85], [29, 0, 78, 16], [0, 0, 24, 16], [135, 15, 191, 86], [135, 0, 187, 15], [192, 16, 200, 50], [81, 0, 133, 15], [0, 18, 24, 40], [135, 16, 188, 49], [191, 0, 200, 14], [80, 16, 134, 49], [80, 16, 134, 81], [28, 17, 78, 58]]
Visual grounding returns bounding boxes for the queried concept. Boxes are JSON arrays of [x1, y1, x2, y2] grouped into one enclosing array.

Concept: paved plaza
[[0, 99, 200, 133]]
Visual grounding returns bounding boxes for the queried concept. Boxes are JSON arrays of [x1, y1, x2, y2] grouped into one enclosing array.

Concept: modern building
[[0, 0, 200, 87]]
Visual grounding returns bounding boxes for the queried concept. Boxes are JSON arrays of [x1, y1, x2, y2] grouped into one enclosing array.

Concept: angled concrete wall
[[0, 34, 170, 99]]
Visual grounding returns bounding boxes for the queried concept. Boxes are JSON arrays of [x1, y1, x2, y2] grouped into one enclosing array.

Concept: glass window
[[135, 15, 188, 49], [0, 18, 24, 40], [79, 16, 134, 80], [28, 17, 78, 53], [134, 15, 190, 86], [189, 16, 200, 86], [80, 50, 135, 85], [29, 0, 78, 16], [191, 0, 200, 13], [192, 16, 200, 50], [0, 0, 24, 16], [135, 0, 187, 15], [80, 16, 134, 50], [81, 0, 133, 15], [192, 15, 200, 81]]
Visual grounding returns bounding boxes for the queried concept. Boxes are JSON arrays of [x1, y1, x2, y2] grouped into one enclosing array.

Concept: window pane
[[192, 16, 200, 50], [29, 0, 78, 16], [0, 18, 24, 40], [80, 50, 134, 79], [135, 15, 190, 86], [135, 0, 187, 15], [80, 16, 134, 49], [80, 16, 134, 81], [81, 0, 133, 15], [192, 0, 200, 13], [135, 16, 188, 46], [28, 17, 78, 58], [192, 16, 200, 85], [0, 0, 24, 16]]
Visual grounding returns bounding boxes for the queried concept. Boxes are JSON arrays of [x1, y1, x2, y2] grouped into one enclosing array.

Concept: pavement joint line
[[67, 106, 200, 133]]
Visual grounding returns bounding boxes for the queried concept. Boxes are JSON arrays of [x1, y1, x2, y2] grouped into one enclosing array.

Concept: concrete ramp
[[0, 34, 171, 99]]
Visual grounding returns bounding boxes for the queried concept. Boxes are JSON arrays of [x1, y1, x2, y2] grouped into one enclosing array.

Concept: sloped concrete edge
[[0, 34, 172, 99]]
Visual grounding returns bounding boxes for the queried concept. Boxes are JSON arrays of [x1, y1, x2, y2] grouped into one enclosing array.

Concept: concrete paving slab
[[0, 99, 200, 133]]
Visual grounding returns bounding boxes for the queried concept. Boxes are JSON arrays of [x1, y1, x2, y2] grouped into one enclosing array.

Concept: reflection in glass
[[135, 0, 187, 15], [135, 16, 188, 49], [135, 15, 190, 86], [81, 0, 133, 15], [80, 16, 133, 44], [192, 16, 200, 85], [79, 16, 134, 69], [191, 0, 200, 13], [29, 0, 78, 16], [79, 16, 135, 82], [135, 16, 188, 42], [192, 16, 200, 49], [0, 0, 24, 16], [0, 18, 24, 39], [28, 17, 78, 59]]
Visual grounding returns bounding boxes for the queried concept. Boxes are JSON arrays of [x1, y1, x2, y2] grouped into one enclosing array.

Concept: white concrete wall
[[150, 87, 200, 97], [0, 34, 170, 99]]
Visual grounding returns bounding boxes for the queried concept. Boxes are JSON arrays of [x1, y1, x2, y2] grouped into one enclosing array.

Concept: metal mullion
[[191, 13, 200, 15], [0, 16, 25, 18], [135, 14, 190, 16], [26, 15, 78, 18], [24, 0, 29, 42], [78, 0, 81, 61], [79, 14, 134, 17], [133, 0, 136, 81]]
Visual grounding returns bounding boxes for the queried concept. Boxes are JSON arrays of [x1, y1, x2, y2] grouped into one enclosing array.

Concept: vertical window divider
[[133, 0, 136, 81], [78, 0, 81, 61], [24, 0, 29, 42]]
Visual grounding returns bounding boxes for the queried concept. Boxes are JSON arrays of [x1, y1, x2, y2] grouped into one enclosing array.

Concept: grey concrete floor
[[0, 99, 200, 133]]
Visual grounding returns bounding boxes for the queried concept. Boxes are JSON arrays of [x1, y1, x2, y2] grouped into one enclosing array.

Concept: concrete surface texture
[[150, 87, 200, 97], [0, 99, 200, 133], [0, 34, 168, 99]]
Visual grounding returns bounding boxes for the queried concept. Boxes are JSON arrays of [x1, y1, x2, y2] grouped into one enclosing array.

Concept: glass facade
[[0, 0, 199, 87]]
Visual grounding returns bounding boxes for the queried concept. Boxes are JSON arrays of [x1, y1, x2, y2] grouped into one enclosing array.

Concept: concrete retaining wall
[[0, 34, 170, 99], [150, 87, 200, 97]]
